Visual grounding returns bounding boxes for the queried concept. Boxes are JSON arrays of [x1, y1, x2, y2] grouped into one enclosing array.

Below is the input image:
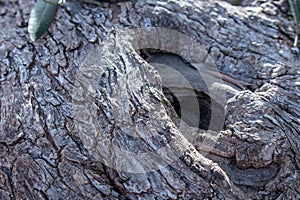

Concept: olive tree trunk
[[1, 0, 300, 199]]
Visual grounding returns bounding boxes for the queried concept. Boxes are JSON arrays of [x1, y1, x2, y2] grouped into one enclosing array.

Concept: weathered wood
[[0, 0, 300, 199]]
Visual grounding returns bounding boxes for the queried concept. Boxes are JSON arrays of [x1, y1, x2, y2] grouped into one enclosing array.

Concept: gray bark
[[0, 0, 300, 199]]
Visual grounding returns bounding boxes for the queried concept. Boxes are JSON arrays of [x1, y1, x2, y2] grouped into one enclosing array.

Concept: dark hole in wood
[[140, 49, 225, 130], [162, 86, 214, 130]]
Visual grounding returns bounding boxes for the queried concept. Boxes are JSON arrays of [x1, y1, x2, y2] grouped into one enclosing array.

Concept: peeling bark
[[1, 0, 300, 199]]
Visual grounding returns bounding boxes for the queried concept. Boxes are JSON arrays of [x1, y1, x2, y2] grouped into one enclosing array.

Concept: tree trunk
[[1, 0, 300, 199]]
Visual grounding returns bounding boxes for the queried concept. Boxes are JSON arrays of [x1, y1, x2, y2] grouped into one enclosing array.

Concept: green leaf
[[289, 0, 300, 46], [28, 0, 58, 41], [82, 0, 101, 5], [43, 0, 65, 5]]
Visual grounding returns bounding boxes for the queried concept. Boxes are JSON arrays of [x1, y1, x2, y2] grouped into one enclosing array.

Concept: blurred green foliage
[[288, 0, 300, 47]]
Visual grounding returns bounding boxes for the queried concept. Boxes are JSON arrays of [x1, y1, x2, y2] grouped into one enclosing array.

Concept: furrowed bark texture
[[0, 0, 300, 199]]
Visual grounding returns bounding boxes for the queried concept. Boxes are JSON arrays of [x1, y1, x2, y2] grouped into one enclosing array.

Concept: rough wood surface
[[1, 0, 300, 199]]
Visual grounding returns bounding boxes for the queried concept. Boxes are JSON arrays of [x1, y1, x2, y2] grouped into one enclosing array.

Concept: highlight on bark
[[71, 27, 230, 173]]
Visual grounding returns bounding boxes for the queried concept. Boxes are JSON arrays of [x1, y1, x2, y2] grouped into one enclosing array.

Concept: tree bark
[[1, 0, 300, 199]]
